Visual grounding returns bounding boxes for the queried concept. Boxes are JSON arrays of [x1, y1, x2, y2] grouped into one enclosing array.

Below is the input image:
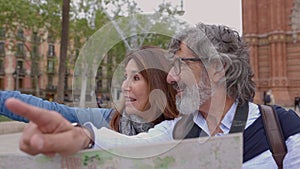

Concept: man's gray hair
[[169, 23, 255, 104]]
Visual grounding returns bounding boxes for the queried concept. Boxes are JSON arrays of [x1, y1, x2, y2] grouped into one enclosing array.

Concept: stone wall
[[0, 121, 25, 135]]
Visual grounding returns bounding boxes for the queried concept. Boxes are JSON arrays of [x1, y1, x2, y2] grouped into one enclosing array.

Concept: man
[[264, 89, 275, 105], [295, 96, 300, 111], [6, 23, 300, 168]]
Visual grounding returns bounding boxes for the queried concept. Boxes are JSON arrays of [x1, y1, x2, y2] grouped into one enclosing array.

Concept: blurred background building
[[1, 0, 299, 107], [243, 0, 300, 106], [0, 0, 182, 107], [0, 27, 111, 104]]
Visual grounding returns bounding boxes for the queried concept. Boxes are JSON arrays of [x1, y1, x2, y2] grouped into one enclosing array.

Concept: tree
[[56, 0, 70, 103], [72, 0, 188, 107], [0, 0, 187, 106], [0, 0, 62, 96]]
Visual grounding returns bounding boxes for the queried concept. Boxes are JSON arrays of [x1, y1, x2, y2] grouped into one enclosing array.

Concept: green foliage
[[1, 0, 186, 99], [0, 0, 61, 36], [0, 115, 11, 122]]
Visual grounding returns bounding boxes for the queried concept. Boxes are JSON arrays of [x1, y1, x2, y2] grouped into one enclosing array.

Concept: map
[[0, 133, 242, 169]]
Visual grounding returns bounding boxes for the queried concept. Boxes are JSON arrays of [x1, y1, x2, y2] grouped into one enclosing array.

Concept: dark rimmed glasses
[[172, 57, 202, 75]]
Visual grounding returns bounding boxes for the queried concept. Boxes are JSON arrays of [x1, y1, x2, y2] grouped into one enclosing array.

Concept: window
[[31, 60, 38, 75], [47, 76, 56, 90], [0, 59, 2, 66], [16, 43, 24, 56], [14, 61, 24, 89], [32, 45, 38, 56], [17, 60, 23, 70], [0, 59, 3, 69], [48, 44, 55, 57], [0, 28, 5, 39], [0, 42, 4, 56], [48, 76, 53, 86], [47, 33, 54, 43], [47, 60, 54, 73], [32, 32, 39, 56], [0, 78, 4, 89], [17, 29, 24, 39], [17, 78, 23, 89], [32, 32, 38, 43], [0, 59, 4, 74]]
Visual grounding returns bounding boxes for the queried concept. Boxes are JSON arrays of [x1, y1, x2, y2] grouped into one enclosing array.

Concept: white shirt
[[87, 102, 300, 168]]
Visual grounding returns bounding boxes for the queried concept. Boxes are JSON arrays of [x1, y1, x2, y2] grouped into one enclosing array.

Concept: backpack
[[265, 94, 271, 103], [260, 105, 286, 169]]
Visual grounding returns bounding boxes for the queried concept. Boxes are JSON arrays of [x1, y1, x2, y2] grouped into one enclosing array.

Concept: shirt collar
[[193, 101, 238, 135], [221, 101, 238, 133]]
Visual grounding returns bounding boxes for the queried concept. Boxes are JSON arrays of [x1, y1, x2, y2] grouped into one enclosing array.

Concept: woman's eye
[[133, 75, 140, 81]]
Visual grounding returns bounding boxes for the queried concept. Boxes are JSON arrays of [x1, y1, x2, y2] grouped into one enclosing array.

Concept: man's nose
[[167, 67, 180, 84]]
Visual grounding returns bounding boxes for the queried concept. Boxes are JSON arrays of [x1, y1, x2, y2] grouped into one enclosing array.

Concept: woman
[[0, 46, 179, 135]]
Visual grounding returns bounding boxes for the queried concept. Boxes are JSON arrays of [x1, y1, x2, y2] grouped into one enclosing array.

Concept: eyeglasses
[[172, 57, 202, 75]]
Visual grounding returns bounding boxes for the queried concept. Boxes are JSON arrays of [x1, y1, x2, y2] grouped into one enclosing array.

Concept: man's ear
[[212, 64, 225, 83]]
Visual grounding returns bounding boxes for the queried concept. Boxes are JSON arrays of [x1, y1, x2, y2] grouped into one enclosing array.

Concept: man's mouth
[[171, 82, 184, 94]]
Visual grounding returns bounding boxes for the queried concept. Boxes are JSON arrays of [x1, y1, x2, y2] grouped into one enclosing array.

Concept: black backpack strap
[[229, 102, 249, 133], [173, 114, 196, 139], [174, 102, 249, 139], [260, 105, 287, 169]]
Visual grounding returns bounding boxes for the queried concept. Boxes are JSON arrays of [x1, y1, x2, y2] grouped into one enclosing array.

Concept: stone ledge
[[0, 121, 26, 135]]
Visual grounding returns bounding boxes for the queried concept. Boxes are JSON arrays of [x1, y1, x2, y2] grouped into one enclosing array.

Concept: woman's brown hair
[[110, 46, 179, 131]]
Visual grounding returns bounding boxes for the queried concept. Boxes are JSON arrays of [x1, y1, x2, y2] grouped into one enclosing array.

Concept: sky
[[136, 0, 243, 34]]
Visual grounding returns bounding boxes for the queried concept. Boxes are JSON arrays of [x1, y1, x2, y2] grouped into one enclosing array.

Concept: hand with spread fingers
[[5, 98, 92, 156]]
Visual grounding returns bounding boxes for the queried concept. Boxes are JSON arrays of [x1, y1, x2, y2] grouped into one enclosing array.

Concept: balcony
[[46, 85, 57, 91]]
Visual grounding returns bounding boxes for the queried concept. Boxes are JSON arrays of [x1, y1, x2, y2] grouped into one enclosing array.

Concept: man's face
[[167, 43, 213, 115]]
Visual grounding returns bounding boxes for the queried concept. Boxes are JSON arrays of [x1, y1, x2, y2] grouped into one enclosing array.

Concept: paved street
[[0, 121, 26, 155], [0, 133, 24, 154]]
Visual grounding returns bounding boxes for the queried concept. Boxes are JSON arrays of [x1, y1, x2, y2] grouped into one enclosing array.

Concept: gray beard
[[176, 81, 212, 115]]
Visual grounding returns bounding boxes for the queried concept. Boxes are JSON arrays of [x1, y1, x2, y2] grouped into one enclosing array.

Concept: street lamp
[[177, 0, 185, 16], [13, 65, 20, 90]]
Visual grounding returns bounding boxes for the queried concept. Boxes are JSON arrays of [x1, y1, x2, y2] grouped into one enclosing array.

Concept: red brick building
[[0, 27, 112, 104], [242, 0, 300, 106], [0, 28, 71, 100]]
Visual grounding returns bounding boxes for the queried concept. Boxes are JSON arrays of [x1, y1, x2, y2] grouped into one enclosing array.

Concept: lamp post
[[177, 0, 185, 16], [15, 65, 20, 90]]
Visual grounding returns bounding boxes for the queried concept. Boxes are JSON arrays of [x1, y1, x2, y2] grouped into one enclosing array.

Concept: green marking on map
[[36, 155, 55, 163], [79, 151, 113, 166], [153, 156, 175, 169]]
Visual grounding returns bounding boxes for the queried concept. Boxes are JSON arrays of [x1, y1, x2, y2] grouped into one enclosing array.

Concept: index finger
[[5, 98, 68, 127]]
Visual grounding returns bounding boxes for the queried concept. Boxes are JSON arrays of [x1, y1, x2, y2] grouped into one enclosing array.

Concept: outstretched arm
[[6, 98, 176, 156], [0, 91, 77, 122], [5, 98, 92, 156], [0, 91, 112, 128]]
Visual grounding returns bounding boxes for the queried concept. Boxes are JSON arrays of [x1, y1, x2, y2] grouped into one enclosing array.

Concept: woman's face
[[122, 59, 149, 115]]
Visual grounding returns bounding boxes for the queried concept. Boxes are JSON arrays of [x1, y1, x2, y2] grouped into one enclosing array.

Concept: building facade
[[0, 27, 110, 104], [0, 28, 70, 100], [242, 0, 300, 106]]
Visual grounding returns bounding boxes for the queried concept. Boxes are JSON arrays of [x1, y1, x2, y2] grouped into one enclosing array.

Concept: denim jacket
[[0, 91, 113, 128]]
